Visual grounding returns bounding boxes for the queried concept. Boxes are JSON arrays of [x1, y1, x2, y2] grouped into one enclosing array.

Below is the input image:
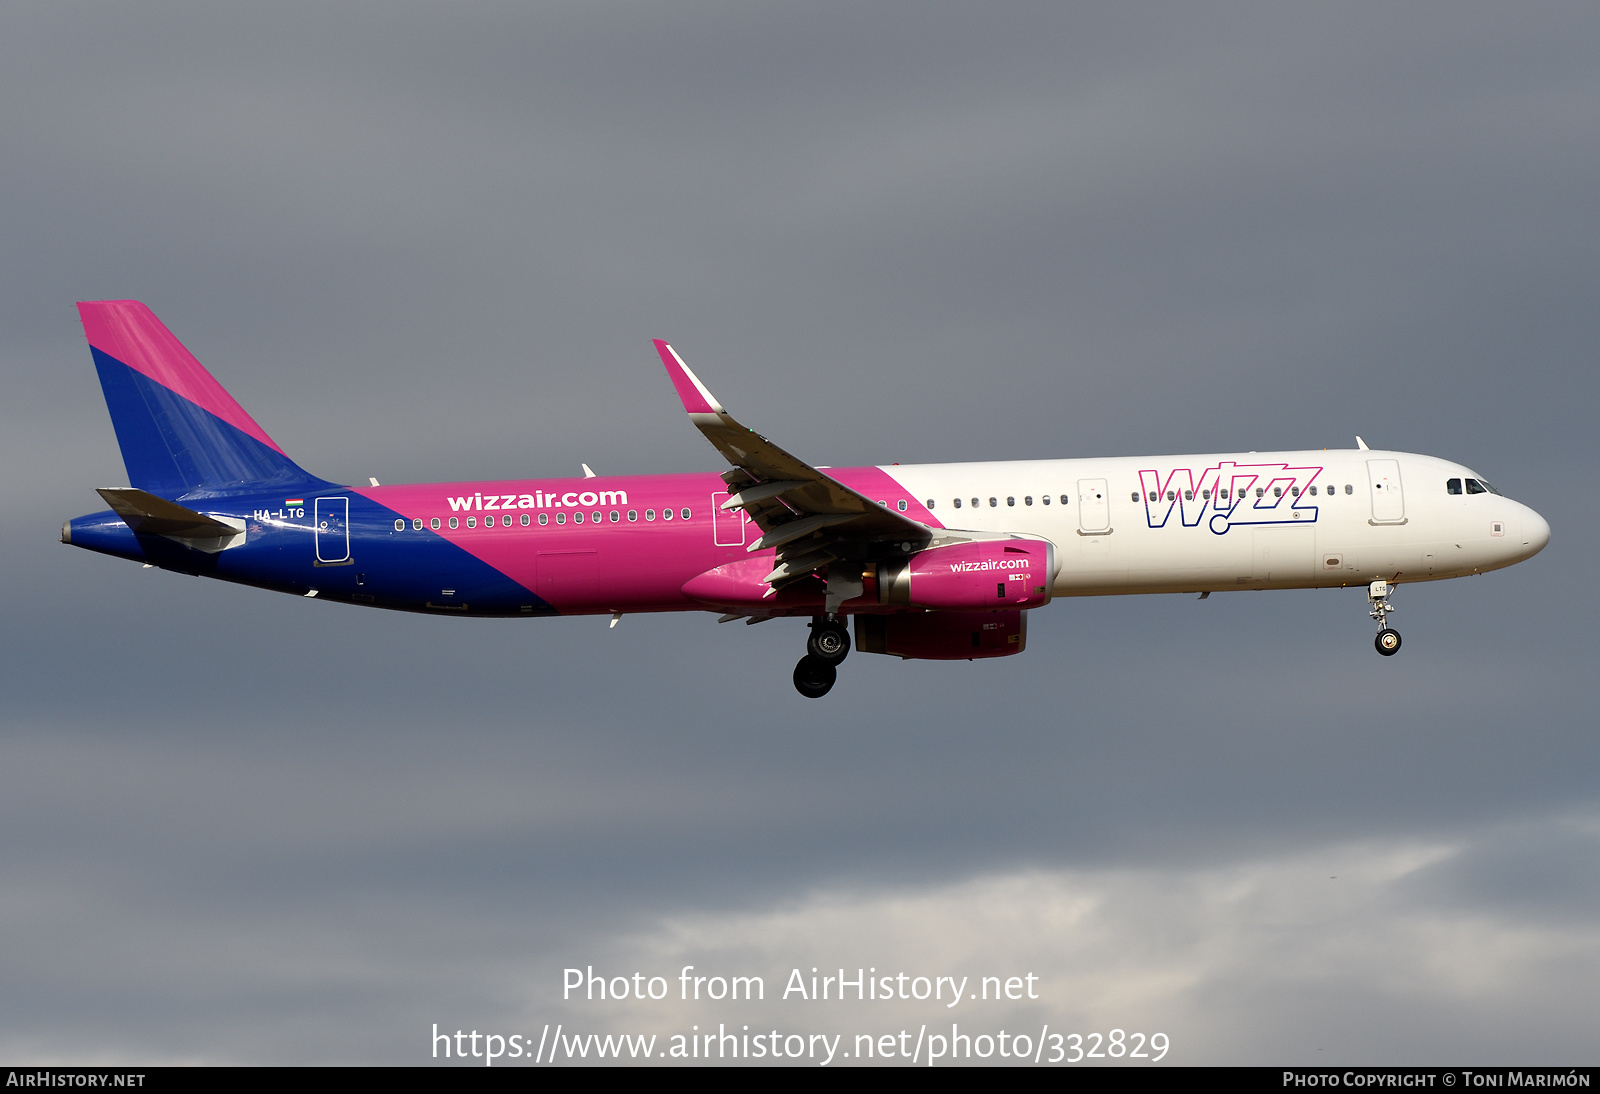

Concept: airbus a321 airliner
[[63, 301, 1550, 697]]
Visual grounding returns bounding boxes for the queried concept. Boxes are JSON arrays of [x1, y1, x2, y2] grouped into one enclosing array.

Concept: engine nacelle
[[877, 539, 1054, 610], [855, 610, 1027, 660]]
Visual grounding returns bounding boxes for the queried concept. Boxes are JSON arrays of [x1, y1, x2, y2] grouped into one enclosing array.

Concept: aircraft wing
[[654, 340, 932, 587]]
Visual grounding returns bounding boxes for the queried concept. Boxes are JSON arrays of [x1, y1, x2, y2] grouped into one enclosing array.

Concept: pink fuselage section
[[355, 466, 935, 616]]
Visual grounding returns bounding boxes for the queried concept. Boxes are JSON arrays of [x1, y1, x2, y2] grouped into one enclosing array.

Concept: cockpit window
[[1447, 478, 1462, 495], [1465, 478, 1486, 494], [1480, 479, 1501, 495]]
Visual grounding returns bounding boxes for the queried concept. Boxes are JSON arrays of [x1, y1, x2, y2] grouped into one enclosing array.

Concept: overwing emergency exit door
[[711, 492, 747, 546]]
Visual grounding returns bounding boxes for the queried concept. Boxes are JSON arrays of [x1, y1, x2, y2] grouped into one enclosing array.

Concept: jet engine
[[876, 538, 1054, 610]]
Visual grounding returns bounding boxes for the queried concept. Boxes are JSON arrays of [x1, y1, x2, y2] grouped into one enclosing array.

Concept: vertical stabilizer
[[78, 301, 324, 496]]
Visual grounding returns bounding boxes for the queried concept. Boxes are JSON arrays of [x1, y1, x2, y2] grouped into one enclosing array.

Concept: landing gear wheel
[[793, 655, 837, 698], [1375, 628, 1402, 656], [807, 619, 851, 664]]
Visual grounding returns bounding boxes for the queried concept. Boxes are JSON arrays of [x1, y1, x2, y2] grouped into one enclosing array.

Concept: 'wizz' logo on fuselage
[[1139, 461, 1324, 534]]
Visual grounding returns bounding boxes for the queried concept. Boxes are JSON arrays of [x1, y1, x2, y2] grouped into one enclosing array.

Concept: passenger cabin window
[[1447, 478, 1463, 495], [1345, 484, 1354, 495], [926, 499, 936, 509], [448, 517, 458, 529], [1060, 495, 1068, 505], [953, 498, 962, 508], [1006, 497, 1015, 507], [1024, 496, 1033, 506], [538, 513, 548, 525], [682, 508, 691, 519], [971, 498, 979, 508], [989, 497, 997, 508], [1041, 495, 1050, 505], [645, 509, 655, 520], [556, 513, 566, 524], [431, 517, 442, 530]]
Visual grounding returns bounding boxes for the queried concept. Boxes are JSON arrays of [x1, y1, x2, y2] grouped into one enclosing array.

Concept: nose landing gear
[[794, 616, 850, 697], [1369, 580, 1401, 657]]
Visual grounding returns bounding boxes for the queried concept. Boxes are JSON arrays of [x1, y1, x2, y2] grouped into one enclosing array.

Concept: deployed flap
[[97, 487, 243, 543], [653, 341, 930, 579]]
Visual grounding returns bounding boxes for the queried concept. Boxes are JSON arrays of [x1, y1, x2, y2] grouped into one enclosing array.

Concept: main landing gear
[[794, 616, 850, 698], [1368, 580, 1401, 657]]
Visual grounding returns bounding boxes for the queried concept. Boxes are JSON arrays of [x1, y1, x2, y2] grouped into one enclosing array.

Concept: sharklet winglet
[[654, 340, 724, 417]]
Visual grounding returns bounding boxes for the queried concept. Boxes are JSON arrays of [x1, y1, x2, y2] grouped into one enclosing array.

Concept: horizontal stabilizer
[[96, 488, 242, 541]]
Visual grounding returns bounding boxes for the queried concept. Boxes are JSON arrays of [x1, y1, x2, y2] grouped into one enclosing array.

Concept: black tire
[[1375, 628, 1402, 656], [793, 655, 837, 698], [807, 620, 851, 664]]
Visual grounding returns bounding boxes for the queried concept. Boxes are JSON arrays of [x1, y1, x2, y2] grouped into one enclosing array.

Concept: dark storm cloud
[[0, 1, 1595, 1063]]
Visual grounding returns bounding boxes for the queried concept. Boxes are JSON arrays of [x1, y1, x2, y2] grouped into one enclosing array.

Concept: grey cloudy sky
[[0, 2, 1595, 1065]]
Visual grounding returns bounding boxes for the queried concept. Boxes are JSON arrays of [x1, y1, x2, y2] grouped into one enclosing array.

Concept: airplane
[[62, 300, 1551, 698]]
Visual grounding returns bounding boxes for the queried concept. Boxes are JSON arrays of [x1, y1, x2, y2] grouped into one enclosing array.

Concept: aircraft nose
[[1520, 505, 1551, 558]]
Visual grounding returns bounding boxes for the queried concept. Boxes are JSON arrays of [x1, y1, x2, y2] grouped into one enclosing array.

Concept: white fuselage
[[886, 449, 1549, 595]]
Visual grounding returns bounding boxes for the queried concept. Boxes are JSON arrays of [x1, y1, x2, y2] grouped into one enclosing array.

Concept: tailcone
[[63, 510, 147, 564]]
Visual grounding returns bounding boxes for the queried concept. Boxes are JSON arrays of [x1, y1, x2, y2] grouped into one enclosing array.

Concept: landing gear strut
[[1368, 580, 1401, 657], [794, 616, 850, 697]]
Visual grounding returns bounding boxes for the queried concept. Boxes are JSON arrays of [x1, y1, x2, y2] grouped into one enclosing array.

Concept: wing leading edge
[[653, 340, 933, 593]]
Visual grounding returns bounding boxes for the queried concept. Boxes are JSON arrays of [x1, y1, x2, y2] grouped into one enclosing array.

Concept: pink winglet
[[653, 339, 722, 416], [77, 301, 286, 455]]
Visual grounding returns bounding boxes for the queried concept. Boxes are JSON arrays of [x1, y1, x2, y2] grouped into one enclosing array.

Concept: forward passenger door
[[1367, 460, 1406, 524]]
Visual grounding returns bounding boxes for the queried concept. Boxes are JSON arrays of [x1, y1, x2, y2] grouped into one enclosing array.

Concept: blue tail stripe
[[92, 348, 325, 497]]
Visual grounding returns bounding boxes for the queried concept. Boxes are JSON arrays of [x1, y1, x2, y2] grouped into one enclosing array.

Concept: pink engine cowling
[[876, 538, 1054, 610], [854, 609, 1027, 660]]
